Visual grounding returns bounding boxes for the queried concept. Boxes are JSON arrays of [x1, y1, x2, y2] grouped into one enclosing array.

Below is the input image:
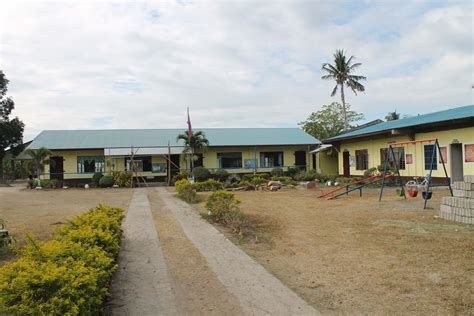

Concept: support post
[[389, 145, 406, 199], [379, 146, 391, 202], [436, 139, 452, 196], [167, 141, 171, 186], [424, 141, 437, 209]]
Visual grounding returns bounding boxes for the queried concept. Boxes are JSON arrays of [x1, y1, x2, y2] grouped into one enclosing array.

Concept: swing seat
[[422, 191, 432, 200], [407, 188, 418, 197]]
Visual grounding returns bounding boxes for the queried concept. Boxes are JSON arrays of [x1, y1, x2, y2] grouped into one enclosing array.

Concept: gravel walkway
[[157, 187, 319, 316], [107, 189, 178, 315]]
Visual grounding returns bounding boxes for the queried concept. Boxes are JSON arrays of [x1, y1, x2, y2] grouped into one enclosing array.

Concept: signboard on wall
[[465, 144, 474, 163], [349, 156, 356, 167]]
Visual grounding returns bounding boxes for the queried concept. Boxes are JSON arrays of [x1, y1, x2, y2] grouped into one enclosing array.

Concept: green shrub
[[271, 167, 284, 176], [171, 172, 190, 184], [293, 171, 317, 181], [92, 172, 104, 187], [223, 182, 242, 189], [0, 219, 14, 250], [39, 179, 50, 188], [192, 167, 211, 182], [175, 179, 197, 203], [284, 167, 298, 177], [271, 176, 294, 184], [0, 205, 124, 315], [213, 169, 229, 182], [205, 191, 246, 233], [27, 179, 35, 189], [193, 179, 222, 192], [363, 167, 378, 178], [38, 179, 62, 189], [242, 173, 269, 182], [250, 176, 268, 186], [99, 175, 114, 188], [110, 170, 132, 188]]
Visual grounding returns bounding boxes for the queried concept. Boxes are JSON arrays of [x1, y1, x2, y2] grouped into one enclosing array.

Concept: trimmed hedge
[[0, 205, 125, 315], [99, 175, 114, 188]]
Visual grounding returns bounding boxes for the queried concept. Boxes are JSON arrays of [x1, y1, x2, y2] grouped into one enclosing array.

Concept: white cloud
[[0, 0, 472, 141]]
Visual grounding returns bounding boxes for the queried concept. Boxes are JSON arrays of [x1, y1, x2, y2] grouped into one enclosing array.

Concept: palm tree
[[321, 49, 366, 127], [385, 110, 400, 121], [176, 130, 209, 170], [24, 147, 52, 187]]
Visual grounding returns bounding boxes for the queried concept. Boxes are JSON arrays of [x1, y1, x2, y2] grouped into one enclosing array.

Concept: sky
[[1, 0, 472, 141]]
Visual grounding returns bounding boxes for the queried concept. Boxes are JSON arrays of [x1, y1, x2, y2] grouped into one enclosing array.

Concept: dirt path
[[156, 187, 319, 315], [148, 189, 243, 315], [107, 189, 178, 315]]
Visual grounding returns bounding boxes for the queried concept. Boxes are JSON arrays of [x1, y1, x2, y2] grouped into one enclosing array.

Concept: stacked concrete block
[[440, 175, 474, 224]]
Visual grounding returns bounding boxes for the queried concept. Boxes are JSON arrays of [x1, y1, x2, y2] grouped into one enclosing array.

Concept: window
[[424, 145, 437, 170], [380, 147, 405, 170], [77, 156, 105, 173], [244, 159, 257, 169], [260, 152, 283, 168], [125, 156, 152, 172], [355, 149, 368, 170], [152, 163, 167, 173], [217, 152, 242, 168]]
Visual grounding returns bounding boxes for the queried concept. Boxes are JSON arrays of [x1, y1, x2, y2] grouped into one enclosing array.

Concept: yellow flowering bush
[[0, 205, 125, 315], [175, 179, 197, 203]]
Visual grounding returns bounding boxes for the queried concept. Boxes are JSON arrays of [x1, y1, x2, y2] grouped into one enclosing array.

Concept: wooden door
[[343, 151, 350, 177], [294, 151, 307, 171], [49, 156, 64, 181], [170, 154, 180, 176]]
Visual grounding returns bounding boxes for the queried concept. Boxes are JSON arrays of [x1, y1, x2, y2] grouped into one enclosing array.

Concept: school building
[[324, 105, 474, 182], [26, 128, 320, 181]]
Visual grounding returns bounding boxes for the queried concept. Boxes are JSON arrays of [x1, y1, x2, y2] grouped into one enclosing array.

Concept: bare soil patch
[[194, 187, 474, 315], [0, 187, 133, 265], [148, 189, 243, 315]]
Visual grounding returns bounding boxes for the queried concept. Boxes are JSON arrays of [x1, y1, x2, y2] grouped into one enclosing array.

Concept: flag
[[187, 107, 193, 142]]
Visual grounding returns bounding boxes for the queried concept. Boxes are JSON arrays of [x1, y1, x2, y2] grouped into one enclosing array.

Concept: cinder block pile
[[440, 175, 474, 224]]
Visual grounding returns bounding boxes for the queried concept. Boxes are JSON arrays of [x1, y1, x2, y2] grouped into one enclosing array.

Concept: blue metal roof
[[28, 128, 320, 150], [326, 105, 474, 142]]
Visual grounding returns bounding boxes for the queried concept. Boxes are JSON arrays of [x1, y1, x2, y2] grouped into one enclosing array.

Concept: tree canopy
[[177, 130, 209, 170], [321, 50, 366, 126], [299, 102, 364, 141], [385, 111, 400, 121], [0, 70, 25, 180]]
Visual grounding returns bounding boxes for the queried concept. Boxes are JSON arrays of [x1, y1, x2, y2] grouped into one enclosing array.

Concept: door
[[343, 151, 350, 177], [193, 153, 204, 168], [170, 154, 180, 177], [450, 143, 463, 182], [49, 156, 64, 181], [294, 151, 307, 171]]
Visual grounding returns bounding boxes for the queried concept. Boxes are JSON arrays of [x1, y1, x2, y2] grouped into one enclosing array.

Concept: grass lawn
[[0, 186, 133, 265], [196, 187, 474, 315]]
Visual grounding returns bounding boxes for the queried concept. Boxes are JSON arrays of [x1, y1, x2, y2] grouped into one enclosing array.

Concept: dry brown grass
[[0, 186, 133, 265], [195, 187, 474, 315]]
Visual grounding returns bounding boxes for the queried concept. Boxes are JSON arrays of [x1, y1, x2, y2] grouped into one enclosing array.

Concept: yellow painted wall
[[198, 145, 313, 173], [316, 151, 338, 175], [337, 126, 474, 178], [44, 145, 316, 180]]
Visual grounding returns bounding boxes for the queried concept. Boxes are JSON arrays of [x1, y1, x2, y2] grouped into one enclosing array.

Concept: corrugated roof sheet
[[326, 105, 474, 142], [28, 128, 320, 150]]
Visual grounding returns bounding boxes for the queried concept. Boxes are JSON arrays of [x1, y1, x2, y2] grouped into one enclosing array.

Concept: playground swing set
[[318, 138, 453, 209]]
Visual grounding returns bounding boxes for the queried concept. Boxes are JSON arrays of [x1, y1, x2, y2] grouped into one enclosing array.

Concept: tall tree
[[385, 110, 401, 121], [299, 102, 364, 141], [321, 49, 366, 127], [24, 147, 52, 187], [0, 70, 24, 181], [176, 130, 209, 170]]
